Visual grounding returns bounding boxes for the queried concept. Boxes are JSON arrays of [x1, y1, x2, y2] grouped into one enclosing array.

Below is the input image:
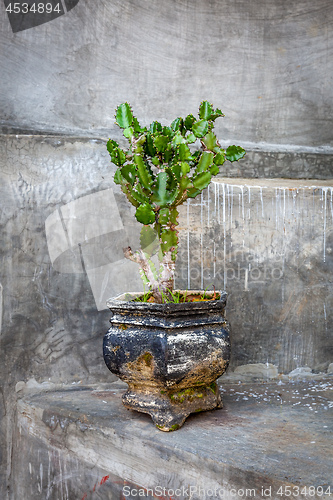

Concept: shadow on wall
[[45, 188, 145, 310]]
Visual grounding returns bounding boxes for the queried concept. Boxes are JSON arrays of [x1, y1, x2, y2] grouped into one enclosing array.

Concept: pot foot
[[122, 382, 223, 431]]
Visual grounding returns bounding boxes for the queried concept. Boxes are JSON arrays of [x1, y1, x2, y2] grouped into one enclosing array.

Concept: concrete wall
[[1, 0, 333, 149], [1, 0, 333, 497]]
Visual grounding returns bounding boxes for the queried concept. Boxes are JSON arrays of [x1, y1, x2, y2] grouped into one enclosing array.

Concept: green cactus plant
[[107, 101, 246, 303]]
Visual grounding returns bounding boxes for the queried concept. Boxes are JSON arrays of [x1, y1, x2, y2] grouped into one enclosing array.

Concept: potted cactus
[[103, 101, 245, 431]]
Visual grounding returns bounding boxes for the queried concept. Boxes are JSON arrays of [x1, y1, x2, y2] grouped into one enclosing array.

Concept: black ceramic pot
[[103, 290, 231, 431]]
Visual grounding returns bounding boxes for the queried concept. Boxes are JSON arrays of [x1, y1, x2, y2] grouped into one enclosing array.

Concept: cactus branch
[[123, 247, 158, 288], [107, 101, 246, 302]]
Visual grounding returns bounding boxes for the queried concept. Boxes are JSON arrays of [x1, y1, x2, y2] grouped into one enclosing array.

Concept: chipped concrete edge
[[220, 363, 333, 383], [14, 363, 333, 397]]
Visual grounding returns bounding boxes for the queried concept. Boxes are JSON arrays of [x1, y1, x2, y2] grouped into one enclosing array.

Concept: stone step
[[13, 378, 333, 499]]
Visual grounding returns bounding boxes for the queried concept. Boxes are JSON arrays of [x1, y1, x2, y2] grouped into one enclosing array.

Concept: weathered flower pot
[[103, 290, 231, 431]]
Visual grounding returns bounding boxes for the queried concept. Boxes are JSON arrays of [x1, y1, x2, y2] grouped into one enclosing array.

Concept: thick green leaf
[[154, 134, 170, 152], [168, 163, 181, 180], [210, 164, 220, 176], [169, 208, 179, 225], [186, 132, 197, 144], [133, 117, 145, 134], [123, 127, 134, 139], [226, 145, 246, 162], [177, 143, 192, 161], [162, 126, 173, 137], [121, 184, 140, 208], [196, 151, 214, 173], [180, 176, 192, 190], [184, 114, 195, 130], [107, 139, 126, 166], [114, 168, 123, 185], [151, 156, 161, 166], [199, 101, 213, 120], [120, 164, 136, 185], [158, 208, 171, 225], [201, 131, 218, 151], [163, 147, 174, 163], [130, 186, 150, 205], [186, 187, 201, 198], [135, 135, 146, 146], [145, 133, 156, 156], [209, 108, 225, 121], [160, 228, 178, 253], [166, 169, 178, 191], [151, 172, 177, 207], [135, 203, 156, 225], [140, 226, 159, 256], [192, 171, 212, 190], [150, 121, 162, 133], [115, 103, 133, 129], [192, 119, 209, 138], [134, 155, 153, 189], [213, 150, 226, 166], [171, 117, 183, 132], [180, 162, 191, 175], [171, 131, 186, 147]]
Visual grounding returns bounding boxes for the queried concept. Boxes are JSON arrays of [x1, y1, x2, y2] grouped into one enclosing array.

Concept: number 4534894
[[5, 3, 61, 14], [277, 485, 332, 497]]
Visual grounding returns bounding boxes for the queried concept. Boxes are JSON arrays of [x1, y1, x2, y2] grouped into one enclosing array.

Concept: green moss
[[119, 324, 128, 331], [140, 351, 153, 367], [170, 424, 180, 431], [170, 387, 204, 403], [208, 381, 217, 393]]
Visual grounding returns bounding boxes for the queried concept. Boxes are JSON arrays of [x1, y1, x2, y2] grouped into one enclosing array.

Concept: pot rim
[[106, 289, 227, 314]]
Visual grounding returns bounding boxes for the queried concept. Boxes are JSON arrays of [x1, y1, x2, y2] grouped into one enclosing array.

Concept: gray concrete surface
[[1, 134, 333, 497], [1, 0, 333, 497], [1, 0, 333, 150], [13, 378, 333, 499]]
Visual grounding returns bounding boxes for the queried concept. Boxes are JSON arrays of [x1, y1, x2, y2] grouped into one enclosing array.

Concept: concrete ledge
[[13, 379, 333, 499]]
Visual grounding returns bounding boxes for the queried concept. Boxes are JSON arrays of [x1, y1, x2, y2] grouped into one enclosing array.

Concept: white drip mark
[[207, 184, 210, 226], [275, 188, 279, 230], [222, 183, 226, 287], [0, 283, 2, 336], [47, 452, 51, 500], [260, 186, 264, 218], [244, 268, 248, 291], [187, 199, 190, 289], [240, 185, 245, 222], [230, 185, 234, 230], [227, 184, 231, 262], [292, 189, 297, 218], [63, 456, 69, 499], [283, 188, 286, 227], [214, 182, 217, 218], [59, 453, 64, 499], [323, 188, 327, 262]]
